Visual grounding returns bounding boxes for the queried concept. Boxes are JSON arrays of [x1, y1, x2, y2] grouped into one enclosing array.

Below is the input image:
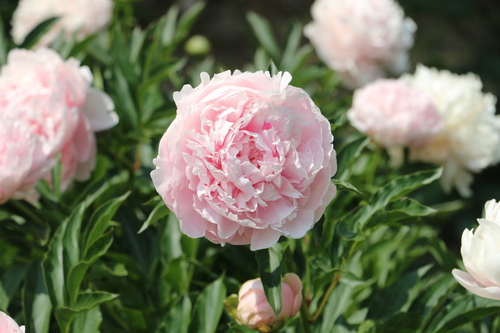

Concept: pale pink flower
[[0, 311, 25, 333], [304, 0, 416, 89], [151, 70, 337, 250], [237, 273, 302, 332], [347, 79, 443, 148], [0, 117, 50, 203], [0, 48, 118, 201], [452, 199, 500, 300], [11, 0, 113, 47]]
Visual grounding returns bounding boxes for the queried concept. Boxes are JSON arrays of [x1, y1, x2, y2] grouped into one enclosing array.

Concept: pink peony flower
[[0, 48, 118, 202], [347, 79, 443, 148], [11, 0, 113, 47], [452, 200, 500, 300], [237, 273, 302, 332], [304, 0, 416, 89], [0, 311, 25, 333], [151, 71, 337, 250], [0, 117, 50, 204]]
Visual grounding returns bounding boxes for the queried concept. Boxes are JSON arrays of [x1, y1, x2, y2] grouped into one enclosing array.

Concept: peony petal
[[81, 88, 119, 132], [452, 269, 500, 300], [250, 228, 282, 251]]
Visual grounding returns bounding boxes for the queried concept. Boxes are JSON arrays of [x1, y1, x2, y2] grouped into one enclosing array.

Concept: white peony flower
[[452, 199, 500, 300], [304, 0, 416, 89], [11, 0, 113, 47], [404, 65, 500, 197]]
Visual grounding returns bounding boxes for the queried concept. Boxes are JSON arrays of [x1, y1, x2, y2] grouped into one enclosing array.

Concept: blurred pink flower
[[151, 70, 336, 250], [237, 273, 302, 332], [0, 48, 118, 202], [304, 0, 416, 89], [0, 311, 25, 333], [0, 118, 50, 204], [347, 79, 443, 148], [11, 0, 112, 47], [453, 199, 500, 300]]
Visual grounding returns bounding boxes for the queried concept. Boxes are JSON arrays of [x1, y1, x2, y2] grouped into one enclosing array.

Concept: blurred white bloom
[[453, 199, 500, 300], [404, 65, 500, 197], [11, 0, 113, 47], [304, 0, 416, 89]]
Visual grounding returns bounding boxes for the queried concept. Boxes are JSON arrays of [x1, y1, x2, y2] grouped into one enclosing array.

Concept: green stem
[[310, 273, 341, 323], [9, 200, 44, 225], [300, 299, 312, 333], [366, 145, 382, 186], [284, 244, 295, 273]]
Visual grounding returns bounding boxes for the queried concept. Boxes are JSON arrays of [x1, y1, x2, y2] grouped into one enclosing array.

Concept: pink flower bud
[[236, 273, 302, 332], [0, 311, 25, 333]]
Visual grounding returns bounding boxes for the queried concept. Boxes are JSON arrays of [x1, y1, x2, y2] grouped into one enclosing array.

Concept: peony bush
[[0, 1, 499, 333]]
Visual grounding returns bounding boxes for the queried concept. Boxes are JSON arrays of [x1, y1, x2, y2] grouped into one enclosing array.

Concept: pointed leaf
[[255, 242, 287, 316], [340, 169, 442, 239], [246, 12, 280, 61], [82, 192, 129, 257], [335, 137, 370, 180], [23, 261, 52, 333], [19, 17, 59, 49], [191, 277, 227, 333]]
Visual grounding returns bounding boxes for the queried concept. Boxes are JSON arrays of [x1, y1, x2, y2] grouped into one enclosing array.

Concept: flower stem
[[300, 300, 312, 333], [310, 273, 341, 322]]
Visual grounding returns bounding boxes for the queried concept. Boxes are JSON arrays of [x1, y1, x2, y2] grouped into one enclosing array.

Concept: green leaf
[[255, 242, 287, 316], [66, 230, 113, 306], [129, 26, 146, 64], [331, 179, 363, 195], [164, 257, 189, 293], [71, 306, 103, 333], [161, 295, 192, 333], [253, 48, 269, 71], [281, 21, 303, 71], [335, 137, 370, 180], [1, 264, 30, 310], [43, 220, 69, 307], [112, 66, 139, 128], [63, 203, 86, 278], [23, 261, 52, 333], [339, 169, 442, 239], [191, 277, 227, 333], [246, 12, 280, 61], [425, 295, 500, 333], [0, 15, 8, 65], [161, 5, 179, 46], [82, 192, 129, 258], [54, 292, 118, 333], [368, 270, 420, 320], [175, 2, 206, 44], [19, 17, 59, 49], [380, 312, 423, 333], [321, 276, 356, 332], [367, 198, 437, 228]]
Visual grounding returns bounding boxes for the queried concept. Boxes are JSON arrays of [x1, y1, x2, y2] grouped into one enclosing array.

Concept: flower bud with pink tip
[[236, 273, 302, 332]]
